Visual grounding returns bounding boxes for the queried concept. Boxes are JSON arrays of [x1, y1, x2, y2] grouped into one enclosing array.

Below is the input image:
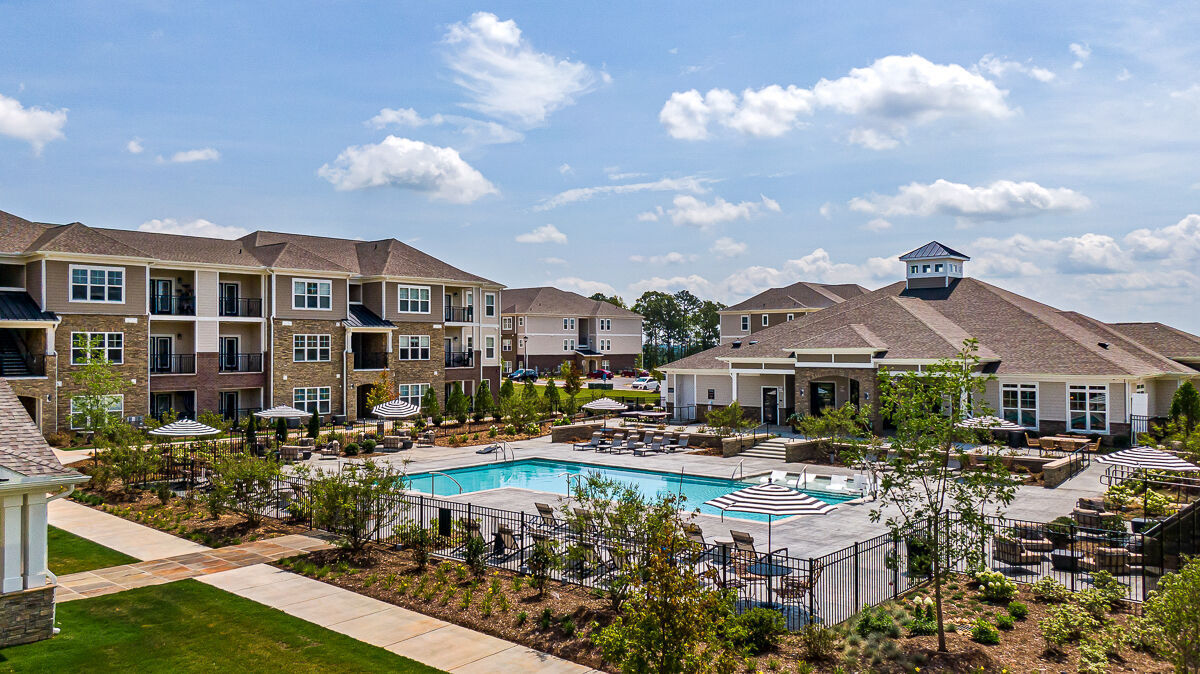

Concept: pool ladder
[[731, 458, 744, 480], [492, 441, 514, 462], [428, 471, 464, 496]]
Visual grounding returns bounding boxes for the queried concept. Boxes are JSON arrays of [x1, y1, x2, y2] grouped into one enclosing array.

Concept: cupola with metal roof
[[899, 241, 970, 289]]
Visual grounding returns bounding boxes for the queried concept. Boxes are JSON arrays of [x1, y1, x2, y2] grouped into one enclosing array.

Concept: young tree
[[209, 454, 282, 527], [544, 377, 562, 412], [473, 379, 494, 420], [1141, 556, 1200, 674], [243, 414, 258, 450], [365, 369, 394, 410], [306, 409, 320, 438], [1169, 381, 1200, 434], [498, 378, 515, 404], [420, 386, 440, 420], [447, 382, 469, 424], [791, 402, 870, 463], [68, 335, 126, 437], [294, 460, 409, 552], [275, 417, 288, 445], [565, 474, 649, 611], [561, 360, 583, 400], [871, 340, 1020, 652], [703, 402, 755, 437]]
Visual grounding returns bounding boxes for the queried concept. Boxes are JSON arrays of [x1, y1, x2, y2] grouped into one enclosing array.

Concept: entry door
[[152, 393, 172, 418], [153, 279, 173, 313], [220, 282, 239, 315], [762, 388, 779, 424], [849, 379, 861, 408], [151, 336, 172, 372], [220, 336, 239, 371], [810, 382, 836, 416], [219, 391, 238, 419]]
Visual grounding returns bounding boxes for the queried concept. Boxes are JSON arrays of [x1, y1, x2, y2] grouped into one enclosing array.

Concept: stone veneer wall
[[55, 314, 149, 431], [271, 319, 346, 416], [0, 585, 55, 647], [792, 367, 881, 432], [5, 353, 58, 434]]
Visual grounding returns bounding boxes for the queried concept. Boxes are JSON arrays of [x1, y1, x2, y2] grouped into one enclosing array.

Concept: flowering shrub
[[974, 570, 1018, 602], [1031, 576, 1071, 603], [906, 595, 937, 636]]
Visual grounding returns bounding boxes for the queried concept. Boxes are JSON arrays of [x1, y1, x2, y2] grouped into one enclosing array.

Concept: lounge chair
[[534, 502, 568, 533], [730, 530, 758, 560], [574, 432, 604, 451], [573, 507, 597, 531], [827, 475, 848, 492], [492, 525, 526, 561], [759, 470, 790, 485], [684, 523, 707, 548], [565, 541, 611, 578], [993, 537, 1042, 567], [1024, 432, 1040, 448]]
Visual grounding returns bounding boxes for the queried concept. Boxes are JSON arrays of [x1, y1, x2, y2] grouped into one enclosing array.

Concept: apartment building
[[0, 209, 502, 434], [718, 281, 867, 343], [501, 287, 643, 375]]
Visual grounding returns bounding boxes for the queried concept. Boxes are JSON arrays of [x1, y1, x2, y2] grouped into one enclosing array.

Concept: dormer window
[[910, 265, 918, 274], [934, 263, 943, 272], [922, 264, 931, 273]]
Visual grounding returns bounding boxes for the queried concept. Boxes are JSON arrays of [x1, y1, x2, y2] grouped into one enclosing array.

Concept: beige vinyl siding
[[275, 274, 348, 320], [1039, 381, 1066, 423], [1110, 382, 1127, 424], [719, 313, 749, 341], [361, 281, 384, 319], [695, 374, 734, 406], [195, 271, 219, 316], [217, 272, 265, 314], [218, 322, 262, 352], [151, 321, 195, 354], [45, 260, 147, 314], [735, 374, 788, 407], [385, 282, 442, 323], [22, 261, 38, 299], [1152, 378, 1181, 417], [982, 379, 1000, 413]]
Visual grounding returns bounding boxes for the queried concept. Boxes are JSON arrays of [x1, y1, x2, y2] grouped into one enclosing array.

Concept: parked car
[[588, 369, 614, 380], [506, 368, 539, 382], [619, 368, 650, 378], [631, 377, 660, 391]]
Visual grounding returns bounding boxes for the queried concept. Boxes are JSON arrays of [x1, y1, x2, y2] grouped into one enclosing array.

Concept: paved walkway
[[56, 534, 334, 602], [49, 498, 211, 560]]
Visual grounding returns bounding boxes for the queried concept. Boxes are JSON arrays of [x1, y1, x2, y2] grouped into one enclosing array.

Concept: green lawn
[[47, 526, 138, 575], [0, 580, 442, 673], [531, 384, 659, 403]]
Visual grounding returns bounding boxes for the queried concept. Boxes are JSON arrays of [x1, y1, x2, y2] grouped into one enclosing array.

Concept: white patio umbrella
[[705, 483, 836, 555], [1097, 447, 1200, 472], [582, 397, 627, 412], [957, 415, 1025, 431], [148, 418, 221, 437], [254, 405, 311, 419], [372, 399, 420, 419]]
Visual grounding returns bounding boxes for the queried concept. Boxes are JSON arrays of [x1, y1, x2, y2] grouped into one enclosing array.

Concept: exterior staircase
[[0, 330, 34, 377], [738, 436, 790, 461]]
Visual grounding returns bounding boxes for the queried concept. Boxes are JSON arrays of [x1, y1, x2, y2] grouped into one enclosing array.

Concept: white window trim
[[761, 314, 769, 327], [396, 284, 431, 314], [292, 386, 331, 415], [786, 313, 794, 321], [502, 338, 512, 352], [69, 394, 124, 430], [396, 334, 430, 361], [1000, 382, 1038, 429], [291, 278, 333, 311], [740, 315, 750, 332], [517, 316, 524, 327], [484, 292, 496, 317], [484, 336, 495, 359], [1067, 383, 1111, 434], [502, 316, 512, 330], [292, 334, 332, 362], [69, 264, 125, 304], [70, 331, 124, 365], [397, 383, 429, 406]]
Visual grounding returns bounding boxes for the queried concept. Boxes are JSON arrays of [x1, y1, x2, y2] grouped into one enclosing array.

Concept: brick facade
[[55, 314, 150, 431], [5, 355, 58, 435], [271, 318, 346, 415], [0, 585, 56, 647]]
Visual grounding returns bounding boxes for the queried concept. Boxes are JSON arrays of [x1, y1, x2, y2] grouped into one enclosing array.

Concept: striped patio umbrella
[[957, 415, 1025, 431], [706, 483, 836, 554], [582, 397, 627, 412], [254, 405, 311, 419], [148, 419, 221, 437], [1098, 447, 1199, 472], [372, 399, 420, 419]]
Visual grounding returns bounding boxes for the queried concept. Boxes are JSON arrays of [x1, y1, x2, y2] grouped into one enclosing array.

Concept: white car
[[631, 377, 660, 391]]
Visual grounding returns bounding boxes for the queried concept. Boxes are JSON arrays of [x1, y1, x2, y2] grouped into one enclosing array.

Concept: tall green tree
[[420, 386, 440, 419], [871, 339, 1020, 652], [365, 369, 394, 410], [544, 377, 561, 412], [589, 292, 627, 309], [306, 409, 320, 438], [692, 300, 725, 351], [447, 382, 469, 423], [473, 379, 494, 419], [633, 291, 684, 368], [1169, 381, 1200, 434], [499, 378, 515, 403], [561, 361, 583, 398]]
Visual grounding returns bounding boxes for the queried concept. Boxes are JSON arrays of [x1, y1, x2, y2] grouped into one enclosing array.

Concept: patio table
[[746, 560, 794, 609], [1050, 549, 1085, 572], [1044, 436, 1092, 450]]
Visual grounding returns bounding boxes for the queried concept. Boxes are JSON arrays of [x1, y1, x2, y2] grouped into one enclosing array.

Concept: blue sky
[[2, 1, 1199, 330]]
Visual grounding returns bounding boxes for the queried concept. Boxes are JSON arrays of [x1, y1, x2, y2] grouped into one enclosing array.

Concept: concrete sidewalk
[[48, 498, 211, 560], [199, 564, 597, 673]]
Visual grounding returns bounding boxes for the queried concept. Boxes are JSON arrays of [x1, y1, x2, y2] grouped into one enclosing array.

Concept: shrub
[[297, 460, 409, 552], [526, 538, 560, 597], [1006, 600, 1028, 620], [154, 481, 172, 505], [974, 569, 1018, 602], [46, 431, 72, 447], [361, 439, 377, 453], [1031, 576, 1071, 603], [726, 607, 786, 655], [995, 614, 1014, 630], [1077, 637, 1109, 674], [462, 535, 487, 576], [516, 611, 527, 626], [538, 608, 553, 631], [1076, 588, 1111, 621], [855, 606, 899, 639], [1039, 603, 1100, 649], [1142, 555, 1200, 673], [208, 453, 282, 527], [798, 624, 837, 662], [970, 617, 1000, 645], [1090, 571, 1127, 609], [343, 442, 359, 455]]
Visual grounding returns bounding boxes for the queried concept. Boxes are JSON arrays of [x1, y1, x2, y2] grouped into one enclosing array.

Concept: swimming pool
[[404, 458, 858, 522]]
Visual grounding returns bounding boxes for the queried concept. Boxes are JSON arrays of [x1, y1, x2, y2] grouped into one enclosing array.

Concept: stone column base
[[0, 584, 56, 647]]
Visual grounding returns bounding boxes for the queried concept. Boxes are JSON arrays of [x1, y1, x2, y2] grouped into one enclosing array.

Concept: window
[[396, 335, 430, 360], [397, 383, 428, 407], [563, 317, 575, 330], [70, 332, 123, 365], [502, 360, 512, 373], [484, 293, 496, 317], [70, 394, 123, 430], [485, 336, 495, 359], [518, 316, 524, 327], [762, 314, 769, 327], [600, 319, 611, 331], [292, 278, 332, 310], [502, 316, 513, 330], [293, 387, 331, 415], [502, 338, 511, 352], [600, 339, 611, 351], [292, 334, 331, 362], [909, 265, 919, 274], [563, 339, 575, 351], [934, 263, 944, 272], [707, 389, 716, 401], [786, 313, 794, 321], [740, 315, 750, 332], [922, 264, 931, 273], [1001, 383, 1038, 428], [70, 265, 124, 303], [396, 285, 431, 313], [1069, 385, 1108, 432]]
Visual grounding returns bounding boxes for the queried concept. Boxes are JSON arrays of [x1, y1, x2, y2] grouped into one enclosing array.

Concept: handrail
[[428, 471, 463, 496], [492, 441, 514, 462], [731, 458, 745, 481]]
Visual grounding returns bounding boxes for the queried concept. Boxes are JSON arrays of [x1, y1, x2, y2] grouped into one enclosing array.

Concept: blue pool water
[[404, 458, 858, 522]]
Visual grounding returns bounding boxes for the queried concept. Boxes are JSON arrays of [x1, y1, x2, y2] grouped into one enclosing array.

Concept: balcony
[[151, 294, 196, 316], [219, 297, 263, 318], [150, 353, 195, 375], [445, 350, 473, 368], [353, 351, 388, 370], [443, 306, 473, 323], [219, 352, 263, 373]]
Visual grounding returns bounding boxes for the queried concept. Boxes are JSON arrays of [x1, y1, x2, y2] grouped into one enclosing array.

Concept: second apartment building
[[0, 209, 502, 434], [501, 287, 643, 375]]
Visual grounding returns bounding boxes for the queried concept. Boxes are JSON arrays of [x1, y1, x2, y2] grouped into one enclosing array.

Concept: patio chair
[[684, 523, 707, 548], [1072, 508, 1106, 529], [574, 432, 604, 451], [534, 502, 569, 533], [573, 507, 597, 531], [1024, 432, 1040, 448], [633, 437, 661, 456], [1087, 438, 1103, 453], [492, 525, 526, 562], [1038, 438, 1058, 453], [730, 530, 758, 560], [759, 470, 790, 485], [777, 560, 822, 604], [992, 537, 1042, 567], [665, 434, 691, 452], [455, 517, 484, 554], [1095, 547, 1133, 575], [1012, 527, 1055, 553], [565, 541, 612, 579]]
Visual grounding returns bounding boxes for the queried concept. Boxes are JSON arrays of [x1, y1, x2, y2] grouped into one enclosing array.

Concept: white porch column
[[731, 372, 738, 405], [22, 493, 48, 590], [1, 494, 23, 593], [45, 325, 57, 355]]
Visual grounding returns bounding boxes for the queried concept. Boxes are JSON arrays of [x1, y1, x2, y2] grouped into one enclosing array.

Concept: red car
[[588, 369, 613, 380], [619, 368, 650, 378]]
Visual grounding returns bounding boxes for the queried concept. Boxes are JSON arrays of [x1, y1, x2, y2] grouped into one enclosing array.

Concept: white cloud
[[137, 218, 248, 240], [848, 179, 1090, 223], [637, 206, 664, 222], [607, 171, 648, 181], [515, 224, 567, 244], [126, 138, 144, 154], [160, 147, 220, 163], [558, 163, 573, 175], [661, 55, 1013, 146], [863, 218, 892, 232], [847, 127, 900, 150], [535, 176, 712, 211], [668, 194, 780, 229], [627, 274, 715, 298], [1070, 42, 1091, 69], [976, 55, 1055, 82], [710, 237, 747, 258], [819, 202, 834, 218], [0, 92, 67, 154], [629, 251, 697, 265], [555, 276, 616, 296], [540, 256, 567, 265], [368, 107, 523, 145], [443, 12, 604, 126], [1116, 68, 1132, 82], [318, 135, 497, 203], [1169, 84, 1200, 103]]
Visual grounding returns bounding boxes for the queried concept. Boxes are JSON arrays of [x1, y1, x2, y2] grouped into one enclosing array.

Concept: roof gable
[[0, 380, 77, 477]]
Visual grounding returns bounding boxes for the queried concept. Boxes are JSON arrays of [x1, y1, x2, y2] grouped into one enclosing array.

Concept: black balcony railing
[[445, 350, 473, 368], [353, 351, 388, 370], [219, 352, 263, 373], [219, 297, 263, 318], [150, 294, 196, 316], [443, 306, 473, 322], [150, 353, 195, 375], [0, 352, 45, 377]]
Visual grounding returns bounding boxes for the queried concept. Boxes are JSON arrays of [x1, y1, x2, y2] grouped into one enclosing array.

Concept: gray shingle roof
[[723, 281, 867, 312], [1105, 322, 1200, 361], [0, 380, 78, 477], [899, 241, 970, 261]]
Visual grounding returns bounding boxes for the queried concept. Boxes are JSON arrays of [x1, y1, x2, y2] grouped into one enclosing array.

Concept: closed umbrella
[[148, 419, 221, 437], [705, 483, 836, 556], [372, 399, 420, 419]]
